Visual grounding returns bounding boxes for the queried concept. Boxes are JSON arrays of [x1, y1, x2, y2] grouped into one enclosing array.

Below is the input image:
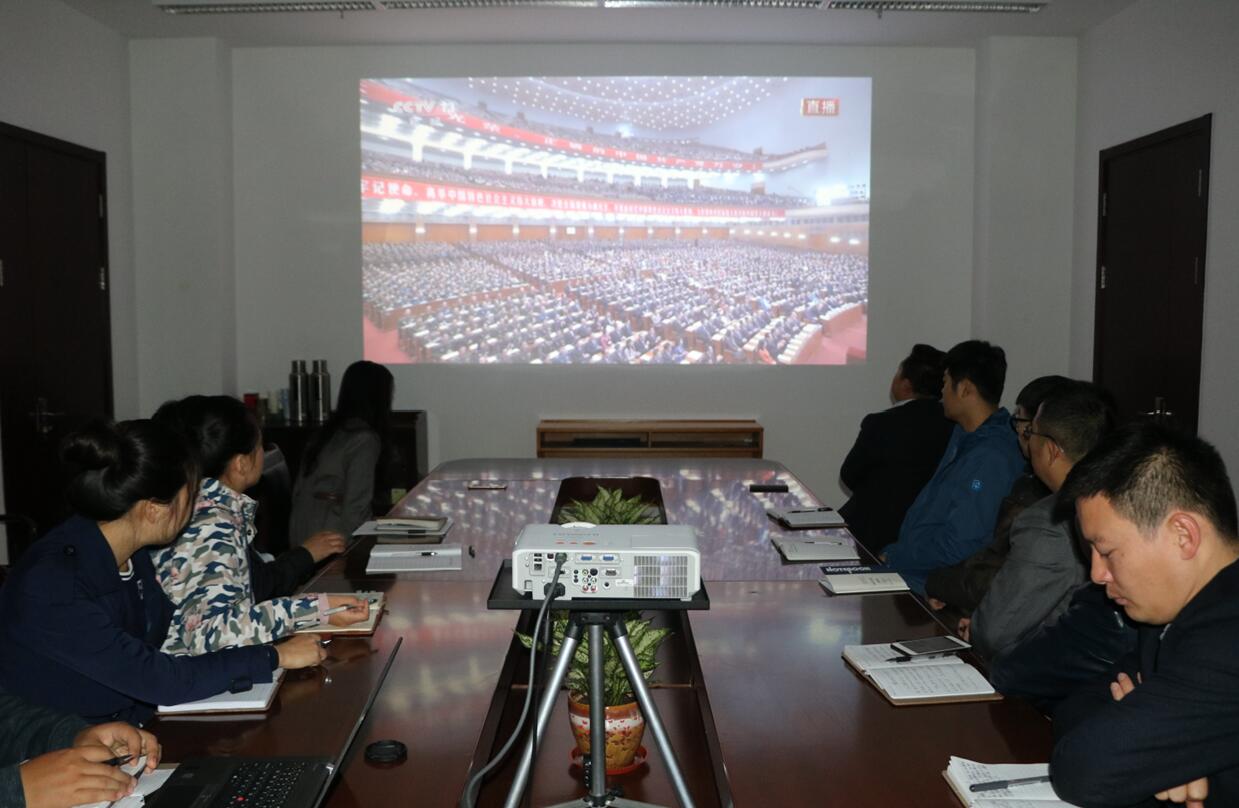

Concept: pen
[[102, 754, 133, 767], [883, 652, 950, 663], [969, 775, 1052, 792]]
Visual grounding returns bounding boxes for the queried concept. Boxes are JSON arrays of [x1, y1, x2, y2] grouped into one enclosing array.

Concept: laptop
[[146, 637, 402, 808], [766, 506, 848, 529], [772, 536, 860, 563]]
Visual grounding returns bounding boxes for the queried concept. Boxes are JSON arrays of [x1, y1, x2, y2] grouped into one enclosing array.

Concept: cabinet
[[536, 419, 763, 458]]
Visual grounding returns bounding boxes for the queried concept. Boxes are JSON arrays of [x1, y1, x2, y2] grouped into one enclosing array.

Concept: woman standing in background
[[289, 360, 395, 546]]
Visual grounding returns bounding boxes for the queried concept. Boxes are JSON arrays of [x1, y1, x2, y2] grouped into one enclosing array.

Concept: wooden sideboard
[[536, 419, 763, 458]]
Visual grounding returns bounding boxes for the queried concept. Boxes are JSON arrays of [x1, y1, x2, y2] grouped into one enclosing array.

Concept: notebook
[[295, 592, 386, 636], [819, 569, 910, 594], [943, 757, 1078, 807], [157, 669, 285, 715], [366, 543, 463, 573], [354, 517, 453, 543], [766, 506, 847, 529], [842, 643, 1000, 706], [772, 536, 860, 562]]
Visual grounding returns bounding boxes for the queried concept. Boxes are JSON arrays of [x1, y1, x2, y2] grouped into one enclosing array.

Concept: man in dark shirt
[[839, 344, 953, 555], [0, 685, 158, 808], [1051, 422, 1239, 808]]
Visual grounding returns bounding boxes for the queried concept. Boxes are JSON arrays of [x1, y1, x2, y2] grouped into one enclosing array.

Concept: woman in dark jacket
[[0, 419, 325, 725], [289, 361, 395, 545]]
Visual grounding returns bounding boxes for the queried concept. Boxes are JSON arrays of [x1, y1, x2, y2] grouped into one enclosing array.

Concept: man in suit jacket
[[969, 382, 1114, 660], [839, 344, 953, 554], [1051, 422, 1239, 808]]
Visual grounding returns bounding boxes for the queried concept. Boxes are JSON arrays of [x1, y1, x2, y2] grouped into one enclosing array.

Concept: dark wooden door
[[0, 122, 112, 558], [1094, 115, 1210, 433]]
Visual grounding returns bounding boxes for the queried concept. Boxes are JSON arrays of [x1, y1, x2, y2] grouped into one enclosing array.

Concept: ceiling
[[59, 0, 1137, 47]]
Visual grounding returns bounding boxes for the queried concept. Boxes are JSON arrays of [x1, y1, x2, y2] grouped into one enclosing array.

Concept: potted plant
[[557, 486, 662, 526], [517, 612, 670, 773]]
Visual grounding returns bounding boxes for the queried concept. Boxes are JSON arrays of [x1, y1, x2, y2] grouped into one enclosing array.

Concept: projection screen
[[361, 76, 871, 365]]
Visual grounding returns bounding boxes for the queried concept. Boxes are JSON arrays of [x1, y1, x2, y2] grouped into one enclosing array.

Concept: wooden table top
[[152, 457, 1051, 808]]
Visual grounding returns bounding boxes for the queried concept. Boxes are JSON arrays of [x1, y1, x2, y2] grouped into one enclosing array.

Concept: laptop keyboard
[[216, 760, 316, 808]]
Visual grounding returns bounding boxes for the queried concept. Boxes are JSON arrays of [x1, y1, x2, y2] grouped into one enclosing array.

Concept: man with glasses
[[882, 340, 1026, 594], [967, 382, 1114, 661]]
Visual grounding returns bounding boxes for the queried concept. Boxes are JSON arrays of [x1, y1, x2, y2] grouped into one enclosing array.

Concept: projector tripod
[[503, 611, 695, 808]]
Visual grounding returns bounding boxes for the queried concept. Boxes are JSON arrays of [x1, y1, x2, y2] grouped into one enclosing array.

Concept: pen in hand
[[969, 774, 1052, 792], [102, 754, 134, 767]]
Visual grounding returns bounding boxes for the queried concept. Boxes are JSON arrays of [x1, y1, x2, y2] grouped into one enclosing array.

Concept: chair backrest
[[248, 444, 293, 556], [0, 514, 39, 583]]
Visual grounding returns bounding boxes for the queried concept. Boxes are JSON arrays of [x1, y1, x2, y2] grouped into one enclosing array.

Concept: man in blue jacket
[[881, 340, 1025, 594]]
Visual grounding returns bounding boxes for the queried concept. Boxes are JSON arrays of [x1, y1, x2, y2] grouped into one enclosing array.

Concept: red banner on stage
[[361, 175, 787, 220], [361, 80, 765, 173]]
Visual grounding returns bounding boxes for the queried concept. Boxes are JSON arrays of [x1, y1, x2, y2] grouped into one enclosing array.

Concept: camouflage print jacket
[[152, 478, 327, 654]]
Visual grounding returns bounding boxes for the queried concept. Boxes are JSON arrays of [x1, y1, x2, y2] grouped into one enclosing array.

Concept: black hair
[[61, 419, 197, 521], [900, 344, 947, 399], [1058, 420, 1238, 542], [153, 395, 260, 480], [943, 340, 1007, 407], [1015, 375, 1073, 416], [1034, 381, 1116, 461], [302, 361, 395, 478]]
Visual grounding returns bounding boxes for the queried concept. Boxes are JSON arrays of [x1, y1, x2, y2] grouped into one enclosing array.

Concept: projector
[[512, 524, 701, 601]]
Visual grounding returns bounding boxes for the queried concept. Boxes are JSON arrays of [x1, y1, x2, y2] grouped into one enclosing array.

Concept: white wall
[[219, 44, 977, 501], [973, 37, 1078, 394], [130, 38, 237, 414], [0, 0, 136, 418], [1072, 0, 1239, 475]]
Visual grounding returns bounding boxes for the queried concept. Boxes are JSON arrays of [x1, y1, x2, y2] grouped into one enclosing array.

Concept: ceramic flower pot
[[567, 694, 645, 772]]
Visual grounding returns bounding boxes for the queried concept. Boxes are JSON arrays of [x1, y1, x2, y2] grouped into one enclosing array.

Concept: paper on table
[[843, 643, 966, 672], [74, 761, 176, 808], [868, 662, 995, 700], [820, 573, 910, 594]]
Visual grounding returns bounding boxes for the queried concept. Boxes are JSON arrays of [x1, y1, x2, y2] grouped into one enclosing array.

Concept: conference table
[[149, 458, 1052, 807]]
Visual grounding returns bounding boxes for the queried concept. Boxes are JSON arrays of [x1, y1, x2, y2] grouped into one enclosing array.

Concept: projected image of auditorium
[[361, 76, 870, 365]]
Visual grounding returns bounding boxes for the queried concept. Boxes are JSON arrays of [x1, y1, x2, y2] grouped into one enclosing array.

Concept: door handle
[[1142, 396, 1173, 419], [27, 397, 67, 436]]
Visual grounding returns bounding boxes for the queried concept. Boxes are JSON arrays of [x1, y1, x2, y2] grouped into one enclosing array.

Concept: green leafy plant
[[558, 487, 660, 526], [517, 613, 671, 707]]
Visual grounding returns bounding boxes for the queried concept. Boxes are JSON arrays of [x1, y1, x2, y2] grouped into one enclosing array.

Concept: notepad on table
[[366, 543, 463, 573], [773, 536, 860, 562], [75, 760, 177, 808], [355, 516, 453, 543], [943, 757, 1078, 807], [842, 643, 999, 705], [157, 669, 284, 715], [295, 591, 386, 636], [819, 569, 910, 594], [766, 506, 848, 529]]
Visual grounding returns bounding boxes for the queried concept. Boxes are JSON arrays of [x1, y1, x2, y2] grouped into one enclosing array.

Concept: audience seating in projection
[[361, 240, 868, 365]]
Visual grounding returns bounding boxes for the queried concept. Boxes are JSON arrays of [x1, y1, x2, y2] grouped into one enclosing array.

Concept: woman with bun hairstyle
[[152, 395, 368, 656], [289, 360, 395, 546], [0, 419, 326, 725]]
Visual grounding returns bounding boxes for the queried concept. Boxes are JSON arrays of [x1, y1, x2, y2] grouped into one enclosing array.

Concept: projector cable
[[460, 553, 566, 808]]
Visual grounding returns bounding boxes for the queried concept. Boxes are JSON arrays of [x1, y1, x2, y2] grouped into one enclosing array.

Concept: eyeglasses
[[1022, 424, 1057, 444], [1010, 416, 1033, 435]]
